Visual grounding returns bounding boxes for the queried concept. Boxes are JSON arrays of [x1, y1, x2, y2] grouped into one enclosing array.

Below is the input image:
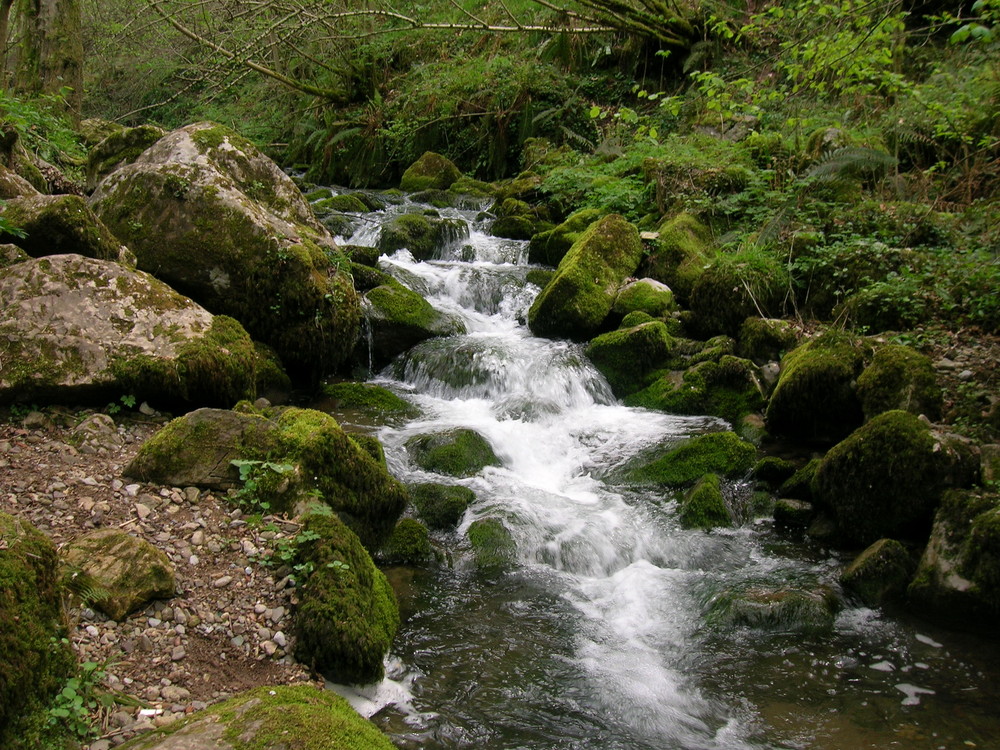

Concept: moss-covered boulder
[[0, 163, 39, 199], [856, 344, 942, 422], [117, 684, 395, 750], [321, 381, 419, 420], [627, 355, 766, 425], [680, 473, 732, 530], [642, 213, 714, 304], [688, 250, 789, 338], [89, 122, 359, 379], [467, 517, 516, 571], [585, 320, 674, 397], [410, 482, 475, 529], [377, 213, 468, 261], [0, 513, 76, 748], [85, 124, 165, 190], [360, 276, 465, 370], [125, 406, 408, 549], [616, 431, 756, 487], [907, 490, 1000, 628], [489, 197, 553, 240], [406, 428, 502, 477], [293, 513, 399, 684], [0, 194, 132, 264], [0, 254, 258, 407], [752, 456, 798, 489], [840, 538, 914, 607], [62, 529, 176, 621], [527, 207, 602, 267], [737, 317, 800, 365], [528, 214, 644, 341], [611, 278, 677, 321], [813, 410, 979, 546], [381, 518, 435, 565], [79, 117, 123, 147], [773, 498, 815, 527], [400, 151, 462, 192], [778, 457, 821, 502], [765, 334, 868, 444], [703, 582, 841, 634]]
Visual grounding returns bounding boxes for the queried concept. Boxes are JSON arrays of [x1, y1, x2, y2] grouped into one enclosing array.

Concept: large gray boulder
[[89, 121, 360, 378], [0, 254, 258, 406]]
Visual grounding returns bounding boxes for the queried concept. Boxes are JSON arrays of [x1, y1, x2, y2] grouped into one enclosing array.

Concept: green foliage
[[0, 89, 86, 168], [0, 209, 27, 239], [46, 659, 116, 743], [230, 459, 296, 513]]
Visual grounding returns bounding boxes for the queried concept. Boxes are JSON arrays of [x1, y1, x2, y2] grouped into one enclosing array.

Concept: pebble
[[261, 640, 278, 656], [273, 631, 287, 648], [124, 483, 141, 497], [135, 503, 152, 519], [190, 530, 205, 546], [90, 740, 112, 750], [213, 575, 233, 588], [170, 646, 186, 661], [161, 685, 191, 702]]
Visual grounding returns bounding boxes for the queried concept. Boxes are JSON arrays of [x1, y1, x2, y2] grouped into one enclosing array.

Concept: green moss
[[322, 382, 419, 418], [381, 518, 435, 565], [0, 513, 76, 748], [620, 311, 655, 328], [252, 341, 291, 398], [313, 194, 369, 213], [293, 513, 399, 684], [840, 538, 913, 606], [410, 482, 475, 529], [813, 410, 976, 546], [680, 473, 731, 530], [349, 434, 386, 466], [527, 214, 645, 340], [704, 582, 841, 634], [492, 214, 541, 240], [618, 431, 756, 487], [737, 317, 799, 364], [643, 213, 714, 304], [856, 343, 942, 422], [467, 517, 516, 571], [752, 456, 798, 489], [0, 194, 124, 261], [611, 278, 677, 320], [765, 333, 868, 443], [376, 212, 466, 261], [962, 502, 1000, 614], [585, 320, 674, 397], [400, 151, 462, 192], [689, 249, 789, 338], [778, 457, 821, 501], [527, 208, 603, 266], [773, 498, 815, 527], [86, 124, 163, 188], [405, 428, 501, 477]]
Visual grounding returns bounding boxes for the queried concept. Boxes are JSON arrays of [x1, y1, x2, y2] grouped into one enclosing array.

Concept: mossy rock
[[0, 194, 131, 264], [642, 213, 714, 304], [117, 684, 395, 749], [342, 244, 381, 268], [616, 431, 756, 487], [737, 317, 800, 365], [253, 341, 292, 401], [856, 343, 942, 422], [125, 406, 408, 549], [410, 482, 475, 529], [86, 124, 165, 190], [467, 517, 516, 571], [400, 151, 462, 192], [293, 513, 399, 684], [680, 473, 732, 530], [381, 518, 435, 565], [321, 382, 419, 419], [0, 255, 257, 408], [360, 277, 465, 370], [89, 122, 359, 380], [0, 513, 76, 748], [0, 243, 28, 268], [79, 117, 124, 148], [527, 207, 602, 267], [773, 498, 815, 528], [449, 176, 495, 201], [491, 214, 541, 240], [626, 355, 765, 425], [349, 434, 386, 466], [0, 163, 39, 199], [704, 582, 841, 634], [688, 250, 789, 338], [611, 278, 677, 321], [405, 428, 501, 477], [752, 456, 797, 489], [528, 214, 644, 341], [585, 320, 674, 397], [765, 333, 868, 444], [62, 529, 176, 621], [313, 194, 369, 214], [908, 489, 1000, 628], [377, 213, 468, 261], [840, 538, 914, 607], [813, 410, 979, 546]]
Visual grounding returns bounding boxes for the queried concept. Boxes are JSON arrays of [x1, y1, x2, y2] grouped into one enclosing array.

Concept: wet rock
[[704, 582, 842, 634], [405, 428, 502, 477], [841, 538, 914, 606], [615, 431, 756, 487], [400, 151, 462, 192], [409, 482, 475, 529], [679, 473, 731, 530]]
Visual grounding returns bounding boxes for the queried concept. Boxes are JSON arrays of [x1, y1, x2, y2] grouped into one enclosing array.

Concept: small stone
[[173, 609, 188, 625], [267, 606, 285, 624], [260, 640, 278, 656], [272, 631, 287, 648], [958, 369, 974, 381], [189, 555, 200, 565], [213, 575, 233, 588], [138, 635, 154, 651], [170, 645, 186, 661], [91, 739, 112, 750], [148, 617, 162, 628], [23, 411, 49, 429], [139, 401, 158, 416], [161, 685, 191, 702], [124, 483, 141, 497], [184, 486, 200, 503], [190, 530, 205, 546], [254, 603, 267, 615]]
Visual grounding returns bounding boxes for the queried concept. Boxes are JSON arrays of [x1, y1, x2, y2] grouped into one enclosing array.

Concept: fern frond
[[806, 146, 897, 182]]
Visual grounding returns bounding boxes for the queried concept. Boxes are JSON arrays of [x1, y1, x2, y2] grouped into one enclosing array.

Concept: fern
[[806, 146, 897, 182], [61, 566, 112, 608]]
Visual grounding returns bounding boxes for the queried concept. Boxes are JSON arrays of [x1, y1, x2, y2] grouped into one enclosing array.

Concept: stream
[[319, 192, 1000, 749]]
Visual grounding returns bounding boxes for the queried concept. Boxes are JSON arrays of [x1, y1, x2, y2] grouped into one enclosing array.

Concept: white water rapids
[[320, 194, 1000, 750]]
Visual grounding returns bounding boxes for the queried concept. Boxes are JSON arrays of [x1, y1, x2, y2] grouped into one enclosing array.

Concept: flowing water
[[321, 193, 1000, 749]]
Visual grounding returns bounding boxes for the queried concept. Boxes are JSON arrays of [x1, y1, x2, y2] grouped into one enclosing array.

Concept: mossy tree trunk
[[13, 0, 83, 122]]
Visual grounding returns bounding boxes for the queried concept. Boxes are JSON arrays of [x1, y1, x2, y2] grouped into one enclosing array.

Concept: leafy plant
[[46, 658, 116, 743], [230, 459, 296, 512], [105, 394, 136, 415]]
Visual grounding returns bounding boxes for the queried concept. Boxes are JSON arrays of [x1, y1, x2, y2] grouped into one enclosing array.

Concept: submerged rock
[[0, 513, 76, 748], [405, 428, 502, 477], [125, 406, 407, 549], [293, 513, 399, 685], [0, 254, 258, 407], [116, 684, 395, 749], [90, 121, 359, 379], [62, 529, 176, 621], [410, 482, 475, 529], [813, 410, 978, 546], [704, 582, 842, 634], [528, 214, 644, 341]]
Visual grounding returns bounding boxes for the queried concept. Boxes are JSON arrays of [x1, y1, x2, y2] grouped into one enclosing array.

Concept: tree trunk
[[14, 0, 83, 122]]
